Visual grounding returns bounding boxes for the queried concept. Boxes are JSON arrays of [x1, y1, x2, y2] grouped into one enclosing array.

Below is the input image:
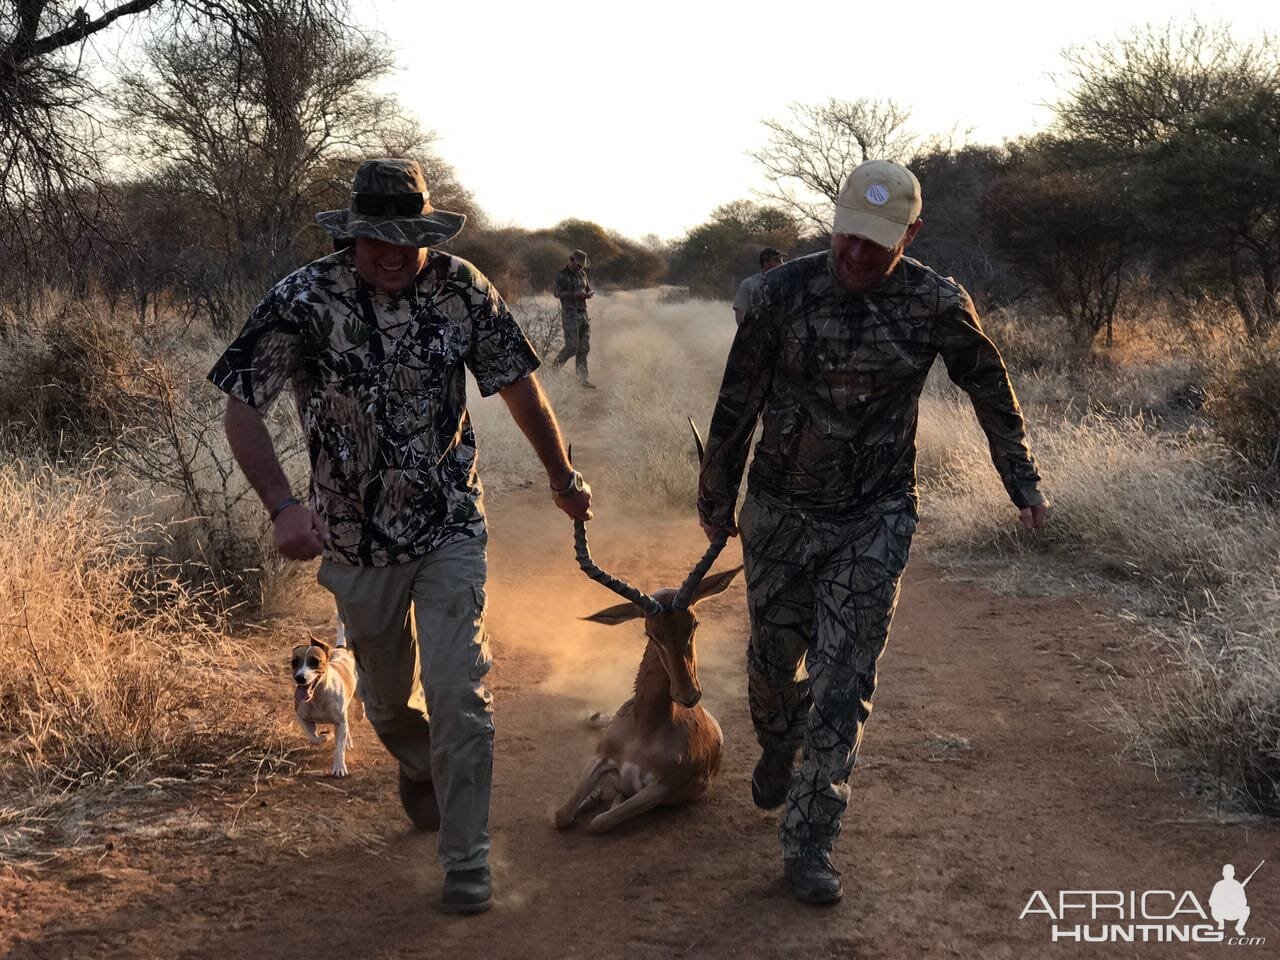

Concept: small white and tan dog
[[291, 631, 362, 777]]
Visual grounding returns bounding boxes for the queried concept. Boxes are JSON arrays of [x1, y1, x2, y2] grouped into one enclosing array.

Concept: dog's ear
[[307, 633, 332, 655]]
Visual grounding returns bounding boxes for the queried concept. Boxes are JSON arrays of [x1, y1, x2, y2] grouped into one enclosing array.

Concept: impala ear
[[582, 600, 647, 625], [689, 566, 742, 605]]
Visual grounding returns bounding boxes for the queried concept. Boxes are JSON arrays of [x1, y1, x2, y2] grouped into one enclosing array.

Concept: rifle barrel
[[1242, 860, 1265, 887]]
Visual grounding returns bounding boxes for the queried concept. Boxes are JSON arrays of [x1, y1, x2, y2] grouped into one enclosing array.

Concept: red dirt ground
[[2, 489, 1276, 959]]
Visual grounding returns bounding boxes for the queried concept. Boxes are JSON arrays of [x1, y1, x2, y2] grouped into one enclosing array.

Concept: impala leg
[[555, 757, 614, 829], [586, 781, 669, 834]]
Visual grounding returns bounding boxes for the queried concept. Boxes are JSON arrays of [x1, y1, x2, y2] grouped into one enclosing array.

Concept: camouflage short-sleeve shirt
[[208, 249, 540, 567], [698, 252, 1042, 525]]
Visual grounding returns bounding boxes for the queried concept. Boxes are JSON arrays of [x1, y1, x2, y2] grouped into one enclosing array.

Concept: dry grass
[[0, 450, 297, 862], [917, 307, 1280, 814], [1, 299, 309, 611], [472, 289, 735, 511]]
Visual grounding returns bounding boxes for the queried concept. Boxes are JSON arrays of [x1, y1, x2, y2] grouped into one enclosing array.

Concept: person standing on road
[[698, 159, 1049, 905], [209, 158, 594, 916], [732, 246, 786, 327], [552, 248, 596, 388]]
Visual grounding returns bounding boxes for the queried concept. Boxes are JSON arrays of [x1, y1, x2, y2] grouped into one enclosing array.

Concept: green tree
[[908, 144, 1012, 306], [1145, 89, 1280, 336], [1048, 19, 1279, 336], [112, 0, 413, 328], [1052, 20, 1273, 153], [986, 142, 1140, 346], [0, 0, 347, 303], [548, 219, 622, 267], [669, 201, 802, 299]]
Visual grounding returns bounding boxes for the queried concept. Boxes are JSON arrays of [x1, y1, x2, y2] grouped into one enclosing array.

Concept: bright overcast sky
[[360, 0, 1275, 240]]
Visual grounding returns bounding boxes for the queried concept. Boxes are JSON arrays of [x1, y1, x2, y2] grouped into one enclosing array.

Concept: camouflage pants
[[553, 311, 590, 380], [738, 489, 917, 859]]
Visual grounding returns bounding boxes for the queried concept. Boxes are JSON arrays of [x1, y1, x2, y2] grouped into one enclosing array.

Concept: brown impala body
[[556, 420, 741, 834], [555, 575, 739, 834]]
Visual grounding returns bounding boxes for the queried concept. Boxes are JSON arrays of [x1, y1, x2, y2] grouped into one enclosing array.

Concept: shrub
[[1207, 339, 1280, 473], [0, 452, 296, 859]]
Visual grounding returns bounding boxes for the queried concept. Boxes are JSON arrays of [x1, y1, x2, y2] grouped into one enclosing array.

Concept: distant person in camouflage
[[209, 158, 594, 916], [552, 248, 595, 387], [697, 159, 1049, 905], [732, 246, 786, 326]]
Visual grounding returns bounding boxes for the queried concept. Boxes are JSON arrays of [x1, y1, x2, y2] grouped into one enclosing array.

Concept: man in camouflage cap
[[552, 248, 595, 387], [210, 158, 594, 915], [698, 159, 1049, 905]]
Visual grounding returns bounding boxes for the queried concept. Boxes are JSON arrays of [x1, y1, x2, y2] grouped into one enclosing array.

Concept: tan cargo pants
[[317, 534, 493, 872]]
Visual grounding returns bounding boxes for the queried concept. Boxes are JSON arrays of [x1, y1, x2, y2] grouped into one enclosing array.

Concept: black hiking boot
[[442, 866, 493, 914], [784, 853, 844, 905], [751, 748, 795, 810], [398, 770, 440, 832]]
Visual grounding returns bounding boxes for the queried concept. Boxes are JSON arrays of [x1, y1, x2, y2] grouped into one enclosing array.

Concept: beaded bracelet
[[269, 495, 302, 522]]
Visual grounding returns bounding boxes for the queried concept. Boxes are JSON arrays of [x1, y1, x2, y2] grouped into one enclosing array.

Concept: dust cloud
[[470, 289, 747, 720]]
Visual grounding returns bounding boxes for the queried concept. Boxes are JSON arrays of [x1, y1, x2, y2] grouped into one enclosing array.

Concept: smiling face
[[830, 219, 923, 293], [291, 642, 331, 703], [353, 236, 427, 293]]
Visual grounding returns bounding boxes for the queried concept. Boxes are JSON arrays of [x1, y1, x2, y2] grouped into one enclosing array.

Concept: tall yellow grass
[[0, 452, 295, 861]]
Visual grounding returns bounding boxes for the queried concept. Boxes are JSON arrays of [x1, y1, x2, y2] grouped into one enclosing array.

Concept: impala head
[[571, 417, 742, 706], [582, 571, 741, 707]]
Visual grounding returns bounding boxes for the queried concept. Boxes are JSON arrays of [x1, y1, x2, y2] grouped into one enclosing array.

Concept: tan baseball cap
[[571, 249, 590, 266], [833, 160, 922, 250]]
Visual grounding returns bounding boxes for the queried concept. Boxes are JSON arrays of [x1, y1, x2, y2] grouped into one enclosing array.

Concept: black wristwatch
[[551, 470, 585, 498]]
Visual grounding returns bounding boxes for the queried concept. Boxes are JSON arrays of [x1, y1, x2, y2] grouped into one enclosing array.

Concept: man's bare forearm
[[498, 373, 574, 487], [224, 396, 293, 511]]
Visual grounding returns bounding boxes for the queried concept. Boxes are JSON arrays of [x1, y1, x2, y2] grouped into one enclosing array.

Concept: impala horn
[[573, 519, 663, 616]]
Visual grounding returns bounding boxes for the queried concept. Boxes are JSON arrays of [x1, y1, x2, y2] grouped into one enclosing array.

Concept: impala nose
[[678, 689, 702, 708]]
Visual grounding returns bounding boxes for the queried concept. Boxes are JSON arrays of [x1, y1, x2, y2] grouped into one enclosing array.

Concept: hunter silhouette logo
[[1020, 860, 1267, 945], [1210, 862, 1263, 936]]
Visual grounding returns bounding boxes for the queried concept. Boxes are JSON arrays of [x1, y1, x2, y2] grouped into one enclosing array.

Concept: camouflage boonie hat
[[316, 158, 466, 247]]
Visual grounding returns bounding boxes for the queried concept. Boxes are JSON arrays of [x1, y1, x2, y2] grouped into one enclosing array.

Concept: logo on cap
[[865, 184, 890, 207]]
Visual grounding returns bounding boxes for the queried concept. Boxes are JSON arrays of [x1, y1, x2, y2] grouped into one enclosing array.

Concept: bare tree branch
[[749, 98, 916, 231], [20, 0, 161, 63]]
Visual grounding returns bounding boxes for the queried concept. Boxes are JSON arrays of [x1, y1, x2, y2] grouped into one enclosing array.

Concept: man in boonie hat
[[697, 159, 1050, 905], [208, 157, 594, 915], [552, 248, 596, 388]]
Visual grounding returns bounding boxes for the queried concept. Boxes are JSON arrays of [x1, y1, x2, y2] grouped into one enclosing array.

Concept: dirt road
[[3, 488, 1276, 959]]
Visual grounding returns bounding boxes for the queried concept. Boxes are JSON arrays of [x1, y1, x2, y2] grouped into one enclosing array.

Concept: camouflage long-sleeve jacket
[[209, 249, 539, 567], [553, 265, 591, 318], [697, 252, 1042, 526]]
